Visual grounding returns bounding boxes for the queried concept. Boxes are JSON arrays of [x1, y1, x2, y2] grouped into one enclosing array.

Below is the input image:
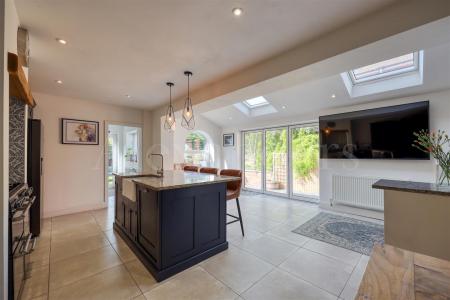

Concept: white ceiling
[[15, 0, 397, 109], [201, 42, 450, 128]]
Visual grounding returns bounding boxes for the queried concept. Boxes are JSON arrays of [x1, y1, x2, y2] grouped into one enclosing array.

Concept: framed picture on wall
[[61, 118, 99, 145], [223, 133, 234, 147]]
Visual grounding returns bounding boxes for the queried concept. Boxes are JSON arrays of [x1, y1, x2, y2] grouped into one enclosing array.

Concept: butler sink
[[122, 174, 162, 202]]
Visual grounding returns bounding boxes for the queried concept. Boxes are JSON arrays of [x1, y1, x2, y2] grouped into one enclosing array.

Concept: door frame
[[104, 121, 143, 203], [241, 130, 264, 193], [263, 126, 289, 197], [288, 124, 320, 202], [241, 121, 319, 202]]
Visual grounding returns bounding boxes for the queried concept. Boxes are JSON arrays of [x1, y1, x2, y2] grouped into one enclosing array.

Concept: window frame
[[349, 52, 420, 85]]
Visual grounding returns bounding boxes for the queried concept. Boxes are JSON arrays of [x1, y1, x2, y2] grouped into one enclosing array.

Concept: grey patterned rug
[[292, 212, 384, 255]]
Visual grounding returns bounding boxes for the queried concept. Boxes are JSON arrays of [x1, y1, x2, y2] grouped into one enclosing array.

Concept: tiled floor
[[21, 192, 372, 300]]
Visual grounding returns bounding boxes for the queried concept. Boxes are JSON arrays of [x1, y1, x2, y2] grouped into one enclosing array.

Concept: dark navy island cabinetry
[[113, 171, 238, 281]]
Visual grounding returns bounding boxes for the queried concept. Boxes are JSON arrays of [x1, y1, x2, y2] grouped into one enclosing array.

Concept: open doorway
[[104, 122, 143, 205]]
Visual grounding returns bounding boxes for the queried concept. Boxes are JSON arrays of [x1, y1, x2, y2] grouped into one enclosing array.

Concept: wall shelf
[[7, 52, 36, 107]]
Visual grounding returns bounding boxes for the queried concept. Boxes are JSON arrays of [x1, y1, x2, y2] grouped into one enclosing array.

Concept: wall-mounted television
[[319, 101, 430, 160]]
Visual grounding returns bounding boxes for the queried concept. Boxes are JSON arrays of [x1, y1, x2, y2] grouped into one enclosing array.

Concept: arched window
[[184, 131, 213, 166]]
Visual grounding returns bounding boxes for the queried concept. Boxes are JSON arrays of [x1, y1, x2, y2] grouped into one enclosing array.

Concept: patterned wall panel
[[9, 97, 26, 184]]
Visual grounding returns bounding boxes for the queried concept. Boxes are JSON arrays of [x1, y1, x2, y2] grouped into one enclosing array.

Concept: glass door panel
[[290, 126, 319, 199], [265, 128, 288, 194], [106, 125, 142, 202], [243, 131, 263, 190]]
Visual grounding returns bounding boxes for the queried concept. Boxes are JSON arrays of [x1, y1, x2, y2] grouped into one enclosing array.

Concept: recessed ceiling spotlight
[[56, 38, 67, 45], [282, 105, 287, 109], [126, 94, 131, 99], [232, 7, 243, 16], [55, 80, 63, 84], [331, 94, 336, 99]]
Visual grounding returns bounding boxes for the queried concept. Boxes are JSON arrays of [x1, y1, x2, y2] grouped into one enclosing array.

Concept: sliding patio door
[[243, 131, 263, 191], [290, 125, 319, 200], [242, 123, 319, 201], [265, 127, 288, 195]]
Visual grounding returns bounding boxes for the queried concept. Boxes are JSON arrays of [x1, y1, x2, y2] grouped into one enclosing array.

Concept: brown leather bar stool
[[199, 167, 219, 175], [220, 169, 244, 236], [183, 165, 199, 172]]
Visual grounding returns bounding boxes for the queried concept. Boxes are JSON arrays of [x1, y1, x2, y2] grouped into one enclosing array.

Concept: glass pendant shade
[[164, 82, 176, 131], [181, 71, 195, 130]]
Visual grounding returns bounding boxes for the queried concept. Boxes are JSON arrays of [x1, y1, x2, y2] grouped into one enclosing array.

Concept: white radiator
[[332, 175, 384, 211]]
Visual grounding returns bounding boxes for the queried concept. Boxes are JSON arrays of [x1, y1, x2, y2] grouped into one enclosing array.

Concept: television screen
[[319, 101, 430, 160]]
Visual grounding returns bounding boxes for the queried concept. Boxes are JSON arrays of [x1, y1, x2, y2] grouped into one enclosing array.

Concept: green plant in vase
[[412, 129, 450, 186]]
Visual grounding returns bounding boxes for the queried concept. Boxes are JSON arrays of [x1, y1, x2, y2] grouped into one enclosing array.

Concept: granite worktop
[[373, 179, 450, 196], [113, 171, 158, 178], [132, 170, 240, 191]]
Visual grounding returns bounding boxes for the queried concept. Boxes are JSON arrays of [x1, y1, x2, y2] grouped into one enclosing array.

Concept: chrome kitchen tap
[[151, 153, 164, 177]]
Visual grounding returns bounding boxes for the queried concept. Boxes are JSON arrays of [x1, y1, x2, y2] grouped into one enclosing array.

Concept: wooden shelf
[[7, 52, 36, 107]]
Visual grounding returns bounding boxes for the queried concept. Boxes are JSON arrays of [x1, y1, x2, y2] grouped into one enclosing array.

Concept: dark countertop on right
[[373, 179, 450, 196]]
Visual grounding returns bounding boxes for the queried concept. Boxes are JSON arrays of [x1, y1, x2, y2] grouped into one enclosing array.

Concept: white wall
[[159, 112, 222, 170], [1, 0, 20, 297], [221, 129, 241, 170], [319, 90, 450, 214], [33, 92, 147, 217], [220, 89, 450, 216]]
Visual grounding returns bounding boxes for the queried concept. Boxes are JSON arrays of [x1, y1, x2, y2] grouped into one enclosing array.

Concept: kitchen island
[[373, 179, 450, 261], [113, 170, 239, 281]]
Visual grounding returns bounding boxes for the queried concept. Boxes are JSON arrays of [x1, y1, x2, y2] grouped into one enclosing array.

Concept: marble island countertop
[[131, 170, 240, 191], [373, 179, 450, 196]]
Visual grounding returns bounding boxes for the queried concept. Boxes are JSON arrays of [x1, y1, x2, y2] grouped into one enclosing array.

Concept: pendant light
[[181, 71, 195, 130], [164, 82, 176, 131]]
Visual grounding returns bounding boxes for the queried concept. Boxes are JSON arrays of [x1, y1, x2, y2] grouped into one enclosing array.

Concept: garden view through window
[[243, 125, 319, 200], [184, 131, 213, 167]]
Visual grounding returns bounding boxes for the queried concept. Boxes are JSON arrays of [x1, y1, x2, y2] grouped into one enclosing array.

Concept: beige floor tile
[[21, 265, 49, 299], [49, 245, 122, 290], [227, 222, 263, 248], [28, 246, 50, 268], [95, 217, 114, 231], [238, 235, 298, 265], [103, 228, 124, 245], [49, 265, 141, 300], [200, 246, 273, 294], [132, 295, 146, 300], [125, 259, 158, 293], [143, 267, 237, 300], [242, 214, 283, 233], [266, 223, 310, 247], [91, 208, 114, 220], [304, 239, 362, 266], [30, 295, 48, 300], [51, 222, 102, 244], [52, 212, 96, 228], [111, 238, 138, 263], [242, 269, 336, 300], [340, 255, 370, 300], [50, 233, 110, 262], [35, 232, 51, 249], [280, 248, 353, 296]]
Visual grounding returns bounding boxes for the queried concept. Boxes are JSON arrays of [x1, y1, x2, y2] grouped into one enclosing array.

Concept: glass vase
[[436, 163, 450, 187]]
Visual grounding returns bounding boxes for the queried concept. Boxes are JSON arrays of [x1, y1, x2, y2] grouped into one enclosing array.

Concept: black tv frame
[[319, 100, 430, 160]]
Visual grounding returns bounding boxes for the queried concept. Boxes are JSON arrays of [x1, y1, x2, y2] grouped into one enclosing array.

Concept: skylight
[[349, 52, 419, 84], [340, 50, 424, 98], [243, 96, 269, 108]]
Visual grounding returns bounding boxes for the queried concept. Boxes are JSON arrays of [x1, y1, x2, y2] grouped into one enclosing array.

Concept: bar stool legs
[[236, 198, 244, 236], [226, 198, 244, 236]]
